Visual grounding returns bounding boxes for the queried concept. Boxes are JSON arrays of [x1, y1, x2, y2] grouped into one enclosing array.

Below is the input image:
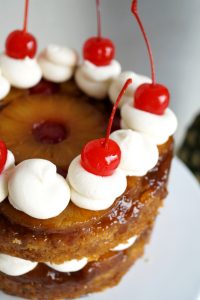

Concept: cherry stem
[[131, 0, 156, 84], [104, 78, 132, 148], [23, 0, 29, 33], [96, 0, 102, 39]]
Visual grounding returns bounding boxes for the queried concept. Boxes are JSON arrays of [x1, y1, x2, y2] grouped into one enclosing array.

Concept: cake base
[[0, 228, 151, 300]]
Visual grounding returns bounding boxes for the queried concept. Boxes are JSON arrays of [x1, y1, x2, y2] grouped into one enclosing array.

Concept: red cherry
[[131, 1, 170, 115], [6, 30, 37, 59], [5, 0, 37, 59], [134, 83, 170, 115], [81, 138, 121, 176], [83, 37, 115, 66], [83, 0, 115, 66], [0, 140, 8, 174], [81, 79, 132, 176], [32, 121, 67, 145], [29, 79, 60, 95]]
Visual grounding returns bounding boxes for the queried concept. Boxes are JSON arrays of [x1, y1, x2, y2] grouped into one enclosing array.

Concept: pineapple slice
[[0, 94, 108, 170]]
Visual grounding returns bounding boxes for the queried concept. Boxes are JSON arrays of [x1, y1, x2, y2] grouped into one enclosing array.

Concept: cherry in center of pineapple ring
[[32, 121, 68, 144]]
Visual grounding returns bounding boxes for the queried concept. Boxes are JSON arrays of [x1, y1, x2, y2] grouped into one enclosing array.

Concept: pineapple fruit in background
[[178, 113, 200, 182]]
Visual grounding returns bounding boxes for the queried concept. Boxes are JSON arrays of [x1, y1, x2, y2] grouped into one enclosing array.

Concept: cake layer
[[0, 137, 173, 263], [0, 228, 152, 300], [0, 79, 173, 263]]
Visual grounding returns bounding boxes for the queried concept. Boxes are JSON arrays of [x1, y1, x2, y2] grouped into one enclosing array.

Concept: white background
[[0, 0, 200, 146]]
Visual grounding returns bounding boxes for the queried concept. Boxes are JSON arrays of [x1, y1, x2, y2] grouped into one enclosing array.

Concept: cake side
[[0, 137, 173, 263], [0, 228, 152, 300]]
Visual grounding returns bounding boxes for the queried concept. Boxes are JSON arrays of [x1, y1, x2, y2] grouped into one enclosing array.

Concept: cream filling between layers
[[0, 234, 139, 276], [0, 233, 139, 276], [0, 254, 88, 276], [111, 235, 138, 251], [46, 257, 88, 273], [0, 254, 38, 276]]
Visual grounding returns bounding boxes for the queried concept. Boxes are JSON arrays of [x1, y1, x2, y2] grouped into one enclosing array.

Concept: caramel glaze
[[0, 228, 151, 300], [0, 137, 173, 263]]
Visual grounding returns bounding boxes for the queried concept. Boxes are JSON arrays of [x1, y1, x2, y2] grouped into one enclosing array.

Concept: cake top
[[0, 0, 177, 219]]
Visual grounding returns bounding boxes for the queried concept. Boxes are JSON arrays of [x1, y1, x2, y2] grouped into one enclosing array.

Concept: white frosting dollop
[[109, 71, 151, 108], [0, 254, 37, 276], [67, 155, 127, 211], [38, 44, 78, 82], [0, 69, 10, 100], [0, 150, 15, 203], [111, 235, 138, 251], [110, 130, 159, 176], [75, 60, 121, 99], [46, 257, 88, 273], [8, 159, 71, 219], [0, 54, 42, 88], [121, 101, 178, 145]]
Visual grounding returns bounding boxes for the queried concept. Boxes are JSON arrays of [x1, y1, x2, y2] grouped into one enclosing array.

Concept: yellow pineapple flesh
[[0, 94, 108, 170]]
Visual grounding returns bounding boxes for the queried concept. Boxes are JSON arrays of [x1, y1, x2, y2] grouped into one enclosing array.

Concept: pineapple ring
[[0, 94, 108, 170]]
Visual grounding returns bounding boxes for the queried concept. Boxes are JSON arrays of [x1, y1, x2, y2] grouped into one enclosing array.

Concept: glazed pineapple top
[[0, 0, 177, 221]]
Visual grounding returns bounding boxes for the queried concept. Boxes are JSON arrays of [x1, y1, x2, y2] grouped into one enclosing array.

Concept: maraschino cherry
[[132, 0, 170, 115], [29, 79, 60, 95], [81, 78, 132, 176], [83, 0, 115, 66], [6, 0, 37, 59], [0, 140, 7, 174]]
